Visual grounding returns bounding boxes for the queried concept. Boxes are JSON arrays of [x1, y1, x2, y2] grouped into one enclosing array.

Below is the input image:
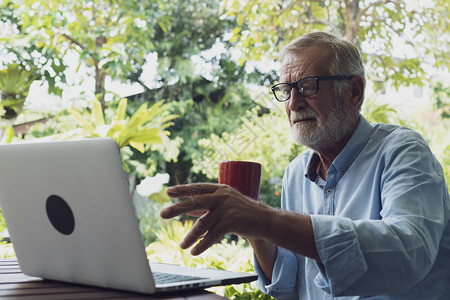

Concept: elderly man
[[161, 32, 450, 299]]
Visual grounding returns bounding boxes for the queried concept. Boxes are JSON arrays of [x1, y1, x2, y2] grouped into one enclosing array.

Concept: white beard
[[289, 97, 354, 151]]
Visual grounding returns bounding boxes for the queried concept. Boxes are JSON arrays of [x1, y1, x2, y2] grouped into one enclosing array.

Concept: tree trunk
[[94, 35, 107, 114], [94, 65, 106, 113], [346, 0, 360, 44]]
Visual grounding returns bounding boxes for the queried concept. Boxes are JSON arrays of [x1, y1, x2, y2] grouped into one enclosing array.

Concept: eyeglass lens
[[273, 77, 317, 101]]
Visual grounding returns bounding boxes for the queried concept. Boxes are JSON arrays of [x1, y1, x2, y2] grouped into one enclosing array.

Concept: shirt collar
[[305, 115, 373, 182]]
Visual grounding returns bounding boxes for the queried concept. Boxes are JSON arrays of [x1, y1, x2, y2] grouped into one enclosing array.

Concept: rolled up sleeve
[[311, 215, 368, 295], [254, 247, 299, 299]]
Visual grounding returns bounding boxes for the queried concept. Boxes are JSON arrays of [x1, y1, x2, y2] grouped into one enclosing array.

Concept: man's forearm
[[249, 208, 320, 281], [266, 210, 320, 261], [252, 206, 320, 260], [249, 238, 277, 281]]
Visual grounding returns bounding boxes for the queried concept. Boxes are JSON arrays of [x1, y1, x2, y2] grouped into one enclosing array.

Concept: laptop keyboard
[[153, 272, 207, 284]]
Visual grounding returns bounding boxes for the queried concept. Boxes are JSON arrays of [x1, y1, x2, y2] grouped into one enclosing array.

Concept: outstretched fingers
[[182, 212, 227, 256], [161, 183, 257, 255], [179, 211, 216, 249], [190, 230, 223, 256], [160, 183, 221, 219], [160, 197, 204, 219], [166, 183, 219, 198]]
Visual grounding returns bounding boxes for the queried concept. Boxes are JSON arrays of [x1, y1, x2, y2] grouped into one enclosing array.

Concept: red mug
[[219, 161, 262, 201]]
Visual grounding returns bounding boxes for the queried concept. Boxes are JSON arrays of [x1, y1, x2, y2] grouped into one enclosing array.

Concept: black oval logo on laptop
[[46, 195, 75, 235]]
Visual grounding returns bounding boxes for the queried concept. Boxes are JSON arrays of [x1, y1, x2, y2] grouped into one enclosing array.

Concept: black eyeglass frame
[[271, 75, 354, 102]]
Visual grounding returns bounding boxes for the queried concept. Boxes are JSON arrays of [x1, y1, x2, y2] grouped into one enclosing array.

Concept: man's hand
[[160, 183, 272, 255]]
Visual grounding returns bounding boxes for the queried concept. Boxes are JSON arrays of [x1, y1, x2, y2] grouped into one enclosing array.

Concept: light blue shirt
[[255, 116, 450, 299]]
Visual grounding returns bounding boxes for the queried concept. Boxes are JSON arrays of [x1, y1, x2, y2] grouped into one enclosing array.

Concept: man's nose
[[287, 88, 307, 111]]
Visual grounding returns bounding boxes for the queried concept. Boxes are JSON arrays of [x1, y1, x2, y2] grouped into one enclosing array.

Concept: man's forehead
[[280, 55, 310, 80], [279, 47, 332, 81]]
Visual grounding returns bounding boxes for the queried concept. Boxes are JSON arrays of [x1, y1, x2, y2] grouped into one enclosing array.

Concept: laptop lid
[[0, 138, 257, 294]]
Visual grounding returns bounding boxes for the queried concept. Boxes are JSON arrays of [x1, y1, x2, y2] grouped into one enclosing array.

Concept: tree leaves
[[66, 98, 177, 153], [3, 0, 170, 111], [223, 0, 448, 88]]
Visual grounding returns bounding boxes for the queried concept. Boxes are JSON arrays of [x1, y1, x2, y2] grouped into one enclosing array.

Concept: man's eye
[[281, 87, 291, 94], [301, 85, 315, 92]]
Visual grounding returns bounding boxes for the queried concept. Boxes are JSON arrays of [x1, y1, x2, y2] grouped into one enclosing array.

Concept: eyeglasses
[[271, 75, 354, 102]]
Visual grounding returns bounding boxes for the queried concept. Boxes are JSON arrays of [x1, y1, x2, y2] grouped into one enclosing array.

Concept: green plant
[[0, 126, 14, 144], [132, 183, 173, 246], [0, 211, 6, 234], [50, 98, 178, 173], [0, 64, 40, 120], [66, 98, 176, 150], [432, 82, 450, 119], [146, 220, 273, 299], [361, 97, 405, 125]]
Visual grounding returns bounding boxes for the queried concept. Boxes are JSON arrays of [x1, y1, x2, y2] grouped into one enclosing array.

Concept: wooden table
[[0, 259, 227, 299]]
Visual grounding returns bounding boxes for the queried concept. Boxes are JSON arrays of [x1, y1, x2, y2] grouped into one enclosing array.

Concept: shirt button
[[327, 189, 332, 194], [340, 170, 345, 175]]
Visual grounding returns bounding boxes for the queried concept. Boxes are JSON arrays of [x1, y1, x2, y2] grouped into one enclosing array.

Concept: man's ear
[[349, 76, 365, 109]]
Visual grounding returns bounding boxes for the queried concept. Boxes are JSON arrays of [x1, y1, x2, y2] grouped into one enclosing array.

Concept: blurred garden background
[[0, 0, 449, 298]]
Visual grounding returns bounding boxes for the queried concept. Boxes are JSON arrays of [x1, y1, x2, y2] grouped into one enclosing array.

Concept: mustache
[[290, 110, 318, 123]]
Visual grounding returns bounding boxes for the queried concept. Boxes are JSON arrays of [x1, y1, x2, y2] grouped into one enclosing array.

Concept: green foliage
[[62, 98, 176, 150], [222, 0, 449, 89], [14, 96, 180, 181], [361, 97, 405, 125], [0, 210, 5, 234], [0, 126, 14, 144], [147, 220, 273, 299], [21, 114, 76, 140], [432, 82, 450, 119], [0, 3, 67, 98], [0, 64, 38, 97], [112, 0, 270, 186], [151, 0, 234, 86], [2, 0, 170, 110], [193, 106, 292, 181], [132, 191, 167, 246], [3, 0, 275, 189], [0, 64, 41, 120], [156, 88, 261, 185], [409, 116, 450, 191]]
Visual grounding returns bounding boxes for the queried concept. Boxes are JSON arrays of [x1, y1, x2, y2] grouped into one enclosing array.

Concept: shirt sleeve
[[311, 135, 450, 296], [254, 247, 299, 299], [253, 166, 302, 299]]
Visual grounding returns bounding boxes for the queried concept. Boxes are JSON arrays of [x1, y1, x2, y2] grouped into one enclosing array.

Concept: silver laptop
[[0, 138, 257, 294]]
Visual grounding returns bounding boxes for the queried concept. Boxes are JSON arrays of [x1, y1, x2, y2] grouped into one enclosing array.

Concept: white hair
[[280, 31, 366, 109]]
